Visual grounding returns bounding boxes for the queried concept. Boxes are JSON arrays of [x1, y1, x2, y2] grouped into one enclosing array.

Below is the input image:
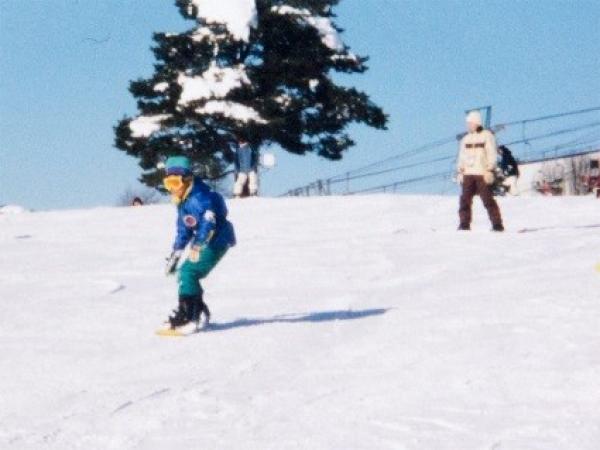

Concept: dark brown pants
[[459, 175, 503, 227]]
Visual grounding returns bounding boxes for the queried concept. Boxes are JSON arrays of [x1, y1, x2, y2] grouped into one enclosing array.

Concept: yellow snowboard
[[155, 328, 187, 337], [155, 322, 204, 337]]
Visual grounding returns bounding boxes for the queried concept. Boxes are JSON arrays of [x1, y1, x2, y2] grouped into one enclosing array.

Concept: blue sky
[[1, 0, 599, 209]]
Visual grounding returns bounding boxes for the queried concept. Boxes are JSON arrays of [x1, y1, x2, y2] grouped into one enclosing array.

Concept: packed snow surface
[[0, 205, 28, 215], [1, 195, 599, 449]]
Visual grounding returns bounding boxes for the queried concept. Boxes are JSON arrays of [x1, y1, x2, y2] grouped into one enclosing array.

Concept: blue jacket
[[173, 178, 236, 251]]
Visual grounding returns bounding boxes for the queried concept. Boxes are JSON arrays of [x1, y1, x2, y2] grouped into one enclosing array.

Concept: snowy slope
[[0, 205, 29, 215], [0, 195, 599, 450]]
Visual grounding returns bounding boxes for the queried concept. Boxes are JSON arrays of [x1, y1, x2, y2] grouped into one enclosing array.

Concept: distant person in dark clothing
[[497, 145, 520, 195], [233, 138, 259, 198], [131, 197, 144, 206]]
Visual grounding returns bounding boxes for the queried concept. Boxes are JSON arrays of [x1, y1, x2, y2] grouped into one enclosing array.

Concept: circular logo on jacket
[[183, 215, 197, 228]]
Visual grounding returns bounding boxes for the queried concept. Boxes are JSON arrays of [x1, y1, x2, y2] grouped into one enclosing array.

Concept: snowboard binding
[[158, 294, 210, 336]]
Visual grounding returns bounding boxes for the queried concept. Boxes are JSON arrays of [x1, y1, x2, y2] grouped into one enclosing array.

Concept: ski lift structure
[[281, 106, 600, 198]]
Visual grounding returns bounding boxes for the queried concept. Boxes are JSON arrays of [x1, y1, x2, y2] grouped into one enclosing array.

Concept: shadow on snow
[[208, 308, 389, 332]]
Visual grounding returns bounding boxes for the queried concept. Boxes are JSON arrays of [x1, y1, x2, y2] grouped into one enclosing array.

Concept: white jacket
[[457, 129, 498, 176]]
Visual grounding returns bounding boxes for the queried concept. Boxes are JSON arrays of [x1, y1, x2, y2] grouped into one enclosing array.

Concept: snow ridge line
[[111, 388, 171, 415]]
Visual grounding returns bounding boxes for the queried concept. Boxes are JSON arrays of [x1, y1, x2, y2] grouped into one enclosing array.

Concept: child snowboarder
[[159, 156, 236, 335], [497, 145, 520, 195]]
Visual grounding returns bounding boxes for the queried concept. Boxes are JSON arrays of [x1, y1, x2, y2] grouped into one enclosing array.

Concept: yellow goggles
[[163, 175, 185, 191]]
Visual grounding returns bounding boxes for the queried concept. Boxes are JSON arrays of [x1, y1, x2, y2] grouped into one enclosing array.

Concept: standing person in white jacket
[[457, 111, 504, 231]]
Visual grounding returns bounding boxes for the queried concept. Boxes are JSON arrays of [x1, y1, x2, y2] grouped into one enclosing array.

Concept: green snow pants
[[178, 246, 228, 297]]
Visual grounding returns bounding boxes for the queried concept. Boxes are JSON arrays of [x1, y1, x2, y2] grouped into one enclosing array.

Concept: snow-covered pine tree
[[115, 0, 388, 187]]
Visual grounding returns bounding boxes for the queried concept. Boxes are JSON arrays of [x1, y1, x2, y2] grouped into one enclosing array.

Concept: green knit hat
[[165, 156, 192, 176]]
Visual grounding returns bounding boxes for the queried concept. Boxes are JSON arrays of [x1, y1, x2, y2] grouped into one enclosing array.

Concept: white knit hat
[[466, 110, 482, 126]]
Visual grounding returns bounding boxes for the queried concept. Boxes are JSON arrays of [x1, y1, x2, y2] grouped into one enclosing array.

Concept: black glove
[[165, 250, 182, 275]]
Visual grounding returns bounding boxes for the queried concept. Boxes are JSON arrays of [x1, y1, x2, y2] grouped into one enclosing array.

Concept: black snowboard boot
[[167, 299, 189, 329], [458, 223, 470, 231], [181, 294, 210, 327], [492, 223, 505, 232]]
